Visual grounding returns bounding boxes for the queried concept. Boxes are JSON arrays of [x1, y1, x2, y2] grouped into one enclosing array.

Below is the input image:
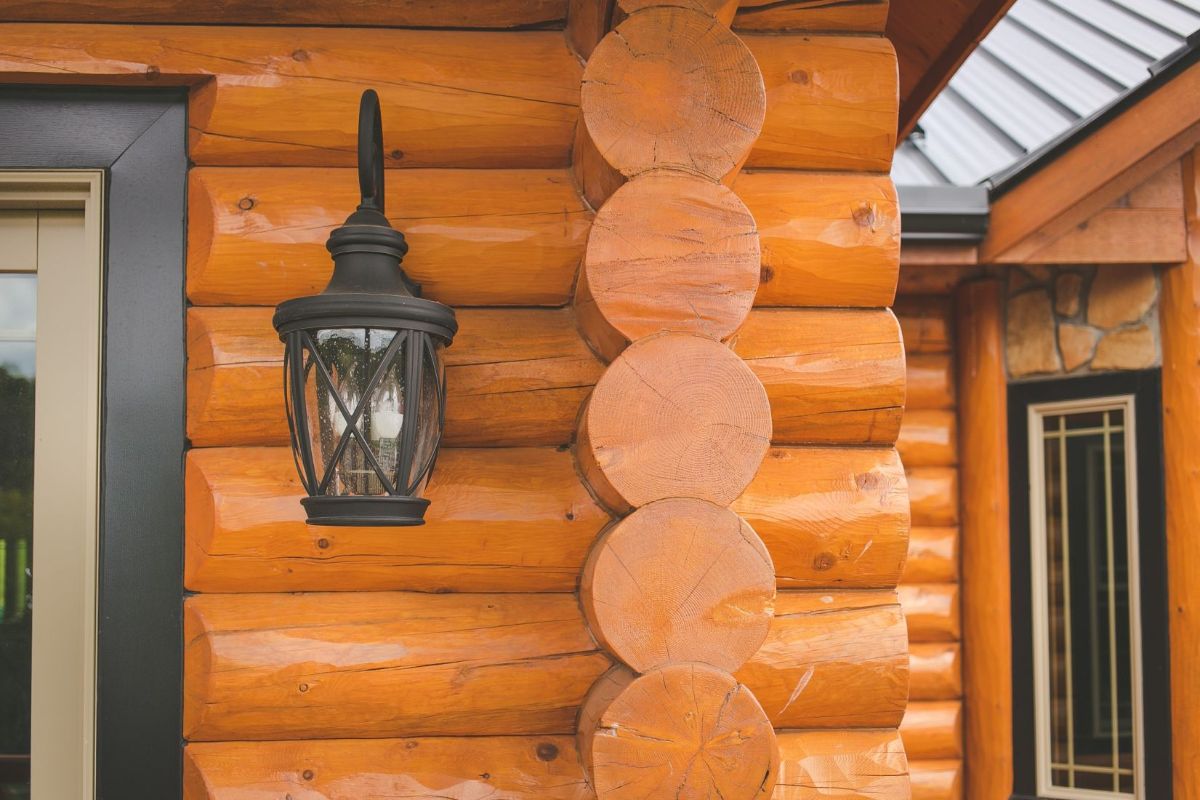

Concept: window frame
[[0, 88, 187, 799], [1008, 370, 1171, 800]]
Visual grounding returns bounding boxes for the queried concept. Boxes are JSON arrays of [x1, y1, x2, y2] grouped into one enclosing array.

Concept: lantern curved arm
[[357, 89, 386, 215]]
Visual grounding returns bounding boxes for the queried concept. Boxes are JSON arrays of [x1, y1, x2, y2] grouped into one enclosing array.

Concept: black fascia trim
[[898, 183, 990, 242], [990, 33, 1200, 198], [1007, 369, 1171, 800], [0, 87, 187, 800]]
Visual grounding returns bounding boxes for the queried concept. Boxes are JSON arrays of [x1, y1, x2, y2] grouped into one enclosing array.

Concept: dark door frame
[[1007, 369, 1171, 800], [0, 87, 187, 799]]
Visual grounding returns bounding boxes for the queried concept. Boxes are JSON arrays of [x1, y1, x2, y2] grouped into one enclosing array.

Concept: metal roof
[[893, 0, 1200, 190]]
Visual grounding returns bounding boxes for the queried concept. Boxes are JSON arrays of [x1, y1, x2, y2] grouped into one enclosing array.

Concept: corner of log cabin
[[0, 1, 983, 796]]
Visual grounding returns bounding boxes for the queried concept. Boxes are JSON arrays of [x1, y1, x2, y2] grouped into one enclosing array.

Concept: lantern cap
[[301, 495, 431, 527], [271, 89, 456, 344]]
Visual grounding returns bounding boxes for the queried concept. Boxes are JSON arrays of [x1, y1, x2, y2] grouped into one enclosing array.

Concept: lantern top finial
[[357, 88, 385, 216]]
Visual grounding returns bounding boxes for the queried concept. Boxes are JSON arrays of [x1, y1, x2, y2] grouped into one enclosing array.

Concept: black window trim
[[0, 87, 187, 799], [1008, 369, 1171, 800]]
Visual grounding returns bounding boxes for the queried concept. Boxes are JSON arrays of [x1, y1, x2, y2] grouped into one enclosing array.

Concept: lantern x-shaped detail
[[273, 89, 457, 526]]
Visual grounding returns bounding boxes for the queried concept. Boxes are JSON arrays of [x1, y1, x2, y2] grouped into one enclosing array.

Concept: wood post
[[1162, 147, 1200, 799], [955, 278, 1012, 800]]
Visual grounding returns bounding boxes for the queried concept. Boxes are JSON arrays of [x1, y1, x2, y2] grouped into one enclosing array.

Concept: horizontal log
[[188, 168, 591, 307], [184, 736, 591, 800], [907, 353, 955, 410], [898, 265, 967, 296], [734, 0, 890, 33], [3, 1, 567, 26], [907, 467, 959, 527], [186, 307, 603, 448], [773, 729, 908, 800], [0, 27, 890, 172], [734, 171, 899, 308], [910, 642, 962, 701], [895, 295, 952, 354], [731, 309, 905, 445], [188, 445, 910, 593], [901, 701, 963, 760], [898, 409, 957, 467], [184, 730, 912, 800], [184, 447, 609, 594], [185, 590, 910, 740], [745, 35, 897, 172], [735, 590, 909, 729], [902, 527, 959, 584], [188, 307, 903, 448], [909, 760, 963, 800], [189, 168, 899, 308], [732, 447, 910, 590], [899, 583, 961, 643], [0, 25, 581, 168]]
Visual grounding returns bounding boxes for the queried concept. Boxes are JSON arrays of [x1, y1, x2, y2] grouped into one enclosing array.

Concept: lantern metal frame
[[273, 89, 457, 526]]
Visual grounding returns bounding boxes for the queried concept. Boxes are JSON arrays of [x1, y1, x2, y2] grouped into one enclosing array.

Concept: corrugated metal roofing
[[893, 0, 1200, 189]]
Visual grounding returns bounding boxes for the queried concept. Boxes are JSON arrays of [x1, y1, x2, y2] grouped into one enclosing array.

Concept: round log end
[[577, 333, 772, 512], [582, 498, 775, 672], [580, 663, 778, 800], [577, 174, 759, 361], [582, 7, 765, 181]]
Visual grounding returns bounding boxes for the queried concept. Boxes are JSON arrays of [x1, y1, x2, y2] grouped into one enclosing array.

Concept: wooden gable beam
[[982, 57, 1200, 264]]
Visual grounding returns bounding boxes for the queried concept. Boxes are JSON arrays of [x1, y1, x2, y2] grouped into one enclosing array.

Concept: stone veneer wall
[[1006, 264, 1160, 379]]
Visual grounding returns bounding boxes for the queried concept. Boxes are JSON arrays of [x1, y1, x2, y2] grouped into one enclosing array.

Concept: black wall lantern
[[273, 89, 457, 526]]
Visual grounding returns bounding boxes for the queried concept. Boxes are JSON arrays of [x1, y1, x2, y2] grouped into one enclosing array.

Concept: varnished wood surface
[[906, 353, 955, 410], [575, 173, 759, 360], [188, 168, 591, 307], [910, 642, 962, 701], [579, 665, 778, 800], [0, 0, 569, 27], [185, 447, 608, 594], [189, 167, 900, 308], [746, 35, 897, 172], [734, 171, 900, 308], [0, 25, 582, 168], [903, 527, 959, 585], [734, 0, 889, 33], [184, 730, 914, 800], [735, 591, 909, 729], [901, 701, 963, 760], [733, 447, 910, 590], [902, 468, 958, 528], [908, 759, 963, 800], [184, 590, 911, 740], [898, 409, 957, 467], [774, 729, 909, 800], [956, 279, 1012, 800], [581, 499, 775, 673], [187, 307, 604, 448], [184, 736, 591, 800], [576, 333, 772, 513], [188, 445, 926, 593], [1163, 149, 1200, 800], [731, 309, 905, 445], [899, 583, 961, 643], [895, 295, 953, 354]]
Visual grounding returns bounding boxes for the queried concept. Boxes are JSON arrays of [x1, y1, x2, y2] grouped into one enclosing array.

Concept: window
[[1009, 371, 1171, 800]]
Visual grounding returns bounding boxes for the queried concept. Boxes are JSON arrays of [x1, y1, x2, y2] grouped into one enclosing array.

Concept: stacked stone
[[570, 3, 780, 798]]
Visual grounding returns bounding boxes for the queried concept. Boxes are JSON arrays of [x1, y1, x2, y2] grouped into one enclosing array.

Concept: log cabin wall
[[896, 294, 964, 800], [0, 2, 917, 797]]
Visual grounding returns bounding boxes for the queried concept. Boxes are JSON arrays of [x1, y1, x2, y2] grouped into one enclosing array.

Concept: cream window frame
[[1027, 394, 1146, 800], [0, 171, 104, 799]]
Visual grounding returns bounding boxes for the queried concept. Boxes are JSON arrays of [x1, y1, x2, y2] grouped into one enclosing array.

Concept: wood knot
[[759, 265, 774, 285], [302, 770, 314, 781], [316, 537, 330, 550], [480, 772, 491, 780], [144, 65, 160, 80], [812, 552, 837, 571], [536, 742, 559, 762], [855, 471, 884, 492], [565, 510, 576, 521], [789, 69, 809, 85], [389, 149, 405, 161], [405, 741, 419, 749], [291, 49, 309, 61], [852, 202, 877, 230], [237, 196, 256, 211], [298, 683, 309, 693]]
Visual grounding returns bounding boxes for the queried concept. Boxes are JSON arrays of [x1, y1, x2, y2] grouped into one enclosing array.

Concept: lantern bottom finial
[[301, 495, 430, 527]]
